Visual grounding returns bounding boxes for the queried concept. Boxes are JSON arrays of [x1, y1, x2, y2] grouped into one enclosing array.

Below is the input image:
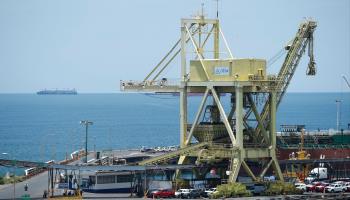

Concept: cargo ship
[[37, 89, 78, 95], [277, 125, 350, 160]]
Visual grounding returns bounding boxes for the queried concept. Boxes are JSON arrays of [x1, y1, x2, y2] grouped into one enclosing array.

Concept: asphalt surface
[[0, 152, 96, 199], [0, 170, 48, 199]]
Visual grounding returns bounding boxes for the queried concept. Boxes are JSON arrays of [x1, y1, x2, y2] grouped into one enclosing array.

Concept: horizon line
[[0, 91, 349, 94]]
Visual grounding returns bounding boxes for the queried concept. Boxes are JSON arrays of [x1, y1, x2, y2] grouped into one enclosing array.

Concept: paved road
[[0, 150, 160, 199], [0, 153, 94, 199], [0, 171, 48, 199]]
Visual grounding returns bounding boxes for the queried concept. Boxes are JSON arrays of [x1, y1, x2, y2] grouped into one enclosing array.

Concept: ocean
[[0, 93, 349, 175]]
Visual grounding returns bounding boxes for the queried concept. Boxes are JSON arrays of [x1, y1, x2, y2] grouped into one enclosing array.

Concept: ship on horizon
[[37, 88, 78, 95]]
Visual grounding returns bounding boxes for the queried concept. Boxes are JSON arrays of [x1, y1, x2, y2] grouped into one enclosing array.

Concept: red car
[[149, 189, 175, 198], [315, 182, 329, 193], [306, 182, 321, 192]]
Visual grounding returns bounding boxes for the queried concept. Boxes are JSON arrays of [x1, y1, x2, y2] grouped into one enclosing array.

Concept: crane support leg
[[180, 22, 187, 148], [242, 160, 257, 181], [235, 86, 243, 148], [228, 86, 244, 183], [180, 86, 188, 148], [269, 92, 284, 181], [248, 94, 269, 144], [272, 157, 284, 181], [211, 87, 236, 146], [228, 158, 241, 183], [259, 159, 273, 179], [185, 88, 210, 146]]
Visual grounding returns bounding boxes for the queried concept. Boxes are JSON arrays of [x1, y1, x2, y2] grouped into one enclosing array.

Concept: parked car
[[146, 189, 157, 197], [295, 182, 307, 192], [247, 183, 266, 195], [333, 181, 346, 185], [189, 189, 204, 198], [315, 182, 329, 193], [344, 182, 350, 192], [204, 188, 217, 197], [140, 146, 155, 153], [306, 182, 321, 192], [148, 189, 175, 198], [175, 189, 190, 198], [325, 184, 346, 193]]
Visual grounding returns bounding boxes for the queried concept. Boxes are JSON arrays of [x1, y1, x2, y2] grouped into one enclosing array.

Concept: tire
[[331, 189, 334, 193]]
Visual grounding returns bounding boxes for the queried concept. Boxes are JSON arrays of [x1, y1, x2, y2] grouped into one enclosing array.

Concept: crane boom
[[342, 75, 350, 89], [257, 20, 317, 139]]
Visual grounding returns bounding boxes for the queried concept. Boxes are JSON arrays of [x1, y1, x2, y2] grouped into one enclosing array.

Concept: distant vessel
[[37, 89, 77, 95], [277, 125, 350, 161]]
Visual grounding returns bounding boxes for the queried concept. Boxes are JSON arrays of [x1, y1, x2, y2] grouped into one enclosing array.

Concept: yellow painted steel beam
[[138, 142, 209, 165], [259, 159, 273, 179], [185, 88, 210, 146], [211, 87, 236, 146], [184, 25, 210, 80], [143, 39, 180, 82], [247, 94, 269, 143], [242, 160, 257, 181]]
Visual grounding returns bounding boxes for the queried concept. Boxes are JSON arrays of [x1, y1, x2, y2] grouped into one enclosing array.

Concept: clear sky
[[0, 0, 349, 93]]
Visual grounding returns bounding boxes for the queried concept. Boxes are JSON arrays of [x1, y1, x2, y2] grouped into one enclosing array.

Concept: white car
[[175, 189, 190, 198], [294, 183, 306, 191], [205, 188, 217, 196], [344, 182, 350, 191], [325, 184, 346, 193]]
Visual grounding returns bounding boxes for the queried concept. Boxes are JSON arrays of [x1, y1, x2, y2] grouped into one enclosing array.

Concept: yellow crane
[[121, 13, 317, 183]]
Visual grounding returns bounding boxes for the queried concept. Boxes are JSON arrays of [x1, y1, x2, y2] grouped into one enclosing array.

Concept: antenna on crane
[[213, 0, 220, 18], [201, 3, 204, 16]]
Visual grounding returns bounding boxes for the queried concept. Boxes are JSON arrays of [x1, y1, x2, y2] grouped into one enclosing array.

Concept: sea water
[[0, 93, 349, 175]]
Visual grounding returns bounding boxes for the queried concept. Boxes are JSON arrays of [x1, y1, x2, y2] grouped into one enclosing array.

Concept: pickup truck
[[325, 184, 346, 193]]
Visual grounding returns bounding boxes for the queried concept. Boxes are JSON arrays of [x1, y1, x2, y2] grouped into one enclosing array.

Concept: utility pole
[[335, 100, 341, 132], [80, 120, 93, 163]]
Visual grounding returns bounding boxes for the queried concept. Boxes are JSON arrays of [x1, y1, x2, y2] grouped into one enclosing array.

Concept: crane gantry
[[121, 13, 317, 183]]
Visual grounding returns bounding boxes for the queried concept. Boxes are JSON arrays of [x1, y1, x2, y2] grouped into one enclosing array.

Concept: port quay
[[1, 1, 350, 200]]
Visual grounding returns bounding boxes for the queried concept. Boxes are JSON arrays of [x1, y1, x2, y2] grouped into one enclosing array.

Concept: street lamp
[[335, 100, 342, 132], [40, 133, 56, 162], [80, 120, 93, 163]]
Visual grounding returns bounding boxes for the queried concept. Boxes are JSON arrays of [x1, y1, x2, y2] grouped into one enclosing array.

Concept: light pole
[[2, 153, 15, 200], [40, 133, 56, 162], [336, 100, 341, 132], [93, 136, 96, 158], [80, 120, 93, 163]]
